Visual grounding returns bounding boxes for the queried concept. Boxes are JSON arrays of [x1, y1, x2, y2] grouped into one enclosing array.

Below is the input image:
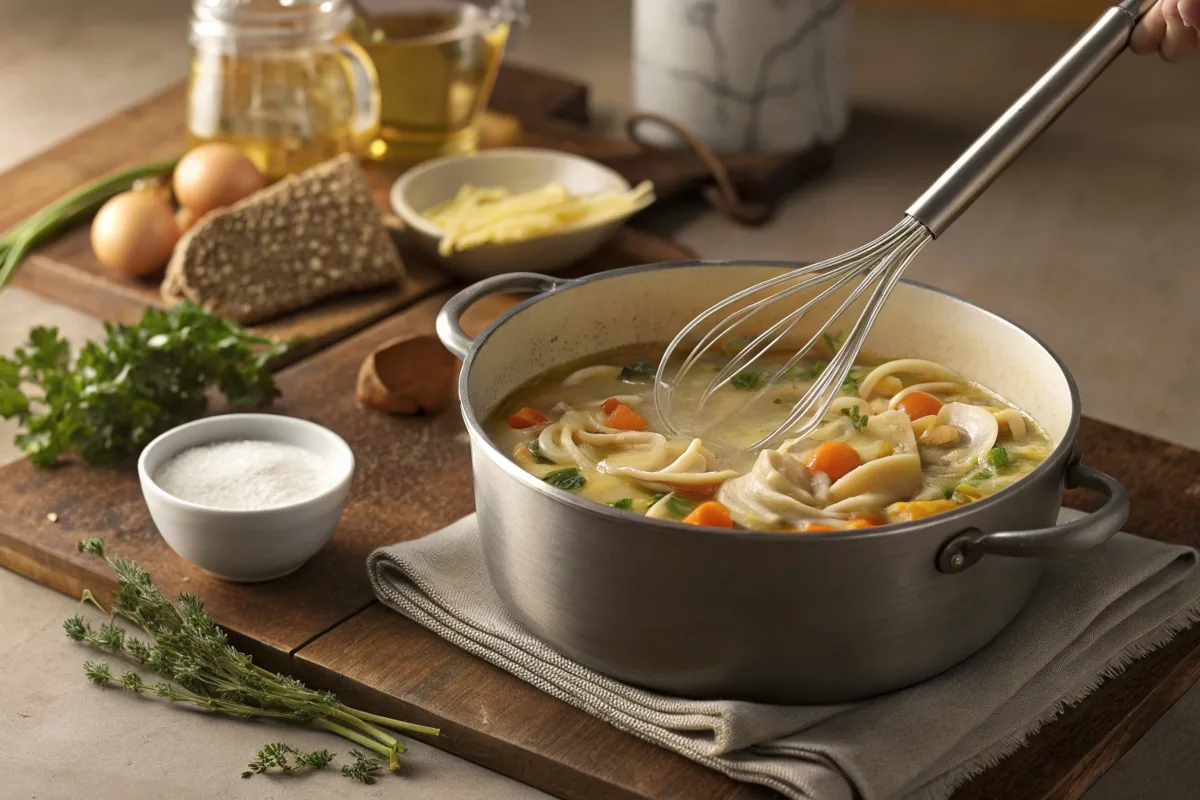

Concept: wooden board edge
[[1044, 631, 1200, 799], [290, 656, 646, 800], [949, 618, 1200, 799], [493, 62, 591, 125], [11, 253, 156, 323], [0, 514, 297, 674]]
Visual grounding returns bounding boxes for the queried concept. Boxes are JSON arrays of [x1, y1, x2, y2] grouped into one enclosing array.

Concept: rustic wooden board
[[295, 605, 773, 800], [0, 63, 607, 363], [1, 58, 812, 360]]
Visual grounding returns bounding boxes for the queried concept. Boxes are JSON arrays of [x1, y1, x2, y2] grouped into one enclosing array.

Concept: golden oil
[[186, 39, 379, 181], [354, 6, 509, 167]]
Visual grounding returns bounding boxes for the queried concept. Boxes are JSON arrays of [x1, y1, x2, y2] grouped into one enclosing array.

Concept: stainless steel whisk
[[653, 0, 1159, 452]]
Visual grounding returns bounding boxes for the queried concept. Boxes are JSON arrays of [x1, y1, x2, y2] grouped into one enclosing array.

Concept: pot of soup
[[435, 261, 1128, 703]]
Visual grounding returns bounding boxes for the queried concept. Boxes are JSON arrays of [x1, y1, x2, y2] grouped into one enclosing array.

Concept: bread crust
[[162, 154, 406, 324]]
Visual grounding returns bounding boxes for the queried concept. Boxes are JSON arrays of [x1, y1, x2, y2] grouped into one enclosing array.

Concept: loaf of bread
[[162, 154, 405, 324]]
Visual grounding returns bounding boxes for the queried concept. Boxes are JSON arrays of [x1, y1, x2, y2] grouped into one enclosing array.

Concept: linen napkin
[[367, 509, 1200, 800]]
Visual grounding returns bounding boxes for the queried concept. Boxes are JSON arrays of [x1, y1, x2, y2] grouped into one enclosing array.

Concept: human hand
[[1130, 0, 1200, 61]]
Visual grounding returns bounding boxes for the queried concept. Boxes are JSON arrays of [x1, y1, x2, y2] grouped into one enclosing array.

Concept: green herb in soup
[[487, 345, 1054, 532]]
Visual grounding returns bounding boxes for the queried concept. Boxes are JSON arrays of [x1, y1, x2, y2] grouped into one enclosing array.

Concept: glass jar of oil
[[187, 0, 381, 181], [352, 0, 527, 167]]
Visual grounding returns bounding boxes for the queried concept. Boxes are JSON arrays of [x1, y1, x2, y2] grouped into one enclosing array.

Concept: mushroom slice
[[920, 402, 1000, 474], [718, 450, 839, 528], [993, 408, 1028, 440], [828, 453, 924, 505], [562, 365, 622, 387], [866, 410, 919, 455], [857, 360, 959, 399]]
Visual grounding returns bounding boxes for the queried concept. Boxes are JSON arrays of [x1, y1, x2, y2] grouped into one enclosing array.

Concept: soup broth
[[486, 344, 1054, 531]]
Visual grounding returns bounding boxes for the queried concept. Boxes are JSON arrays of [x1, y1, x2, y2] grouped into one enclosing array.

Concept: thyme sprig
[[241, 742, 335, 779], [66, 538, 440, 780]]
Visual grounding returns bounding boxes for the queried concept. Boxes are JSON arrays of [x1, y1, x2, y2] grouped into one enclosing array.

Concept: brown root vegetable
[[175, 206, 198, 234], [90, 190, 180, 279], [173, 143, 266, 217], [357, 333, 458, 415]]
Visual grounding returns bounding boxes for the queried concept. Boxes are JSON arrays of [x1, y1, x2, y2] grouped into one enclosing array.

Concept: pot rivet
[[950, 552, 965, 569]]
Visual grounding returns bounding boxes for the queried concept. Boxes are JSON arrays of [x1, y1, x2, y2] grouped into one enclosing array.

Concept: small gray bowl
[[390, 147, 652, 279], [137, 414, 355, 583]]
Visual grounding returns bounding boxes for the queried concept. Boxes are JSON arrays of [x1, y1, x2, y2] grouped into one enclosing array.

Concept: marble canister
[[632, 0, 849, 154]]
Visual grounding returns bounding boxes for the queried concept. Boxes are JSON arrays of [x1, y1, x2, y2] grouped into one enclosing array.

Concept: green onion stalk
[[0, 158, 180, 291]]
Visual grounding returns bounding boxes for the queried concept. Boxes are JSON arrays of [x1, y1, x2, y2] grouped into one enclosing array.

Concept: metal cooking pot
[[436, 261, 1129, 703]]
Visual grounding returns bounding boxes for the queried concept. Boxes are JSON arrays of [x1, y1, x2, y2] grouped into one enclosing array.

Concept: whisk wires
[[653, 216, 932, 451]]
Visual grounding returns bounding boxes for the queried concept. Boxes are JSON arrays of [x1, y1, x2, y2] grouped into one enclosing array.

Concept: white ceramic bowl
[[390, 147, 650, 279], [137, 413, 355, 583]]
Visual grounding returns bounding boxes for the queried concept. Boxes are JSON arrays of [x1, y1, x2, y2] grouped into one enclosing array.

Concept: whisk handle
[[906, 1, 1154, 237]]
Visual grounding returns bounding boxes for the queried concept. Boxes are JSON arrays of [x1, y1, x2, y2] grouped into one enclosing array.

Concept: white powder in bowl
[[153, 439, 335, 511]]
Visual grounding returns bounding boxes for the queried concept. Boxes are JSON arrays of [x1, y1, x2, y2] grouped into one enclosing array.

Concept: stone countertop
[[2, 1, 1200, 799]]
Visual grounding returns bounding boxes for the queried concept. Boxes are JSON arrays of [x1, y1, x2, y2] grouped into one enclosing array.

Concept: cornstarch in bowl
[[153, 439, 335, 511]]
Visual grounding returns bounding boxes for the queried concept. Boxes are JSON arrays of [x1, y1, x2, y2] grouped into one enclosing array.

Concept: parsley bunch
[[0, 301, 286, 466], [67, 539, 440, 778]]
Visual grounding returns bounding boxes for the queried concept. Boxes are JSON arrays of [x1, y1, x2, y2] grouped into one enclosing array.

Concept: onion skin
[[175, 206, 198, 234], [90, 190, 180, 279], [172, 143, 266, 217]]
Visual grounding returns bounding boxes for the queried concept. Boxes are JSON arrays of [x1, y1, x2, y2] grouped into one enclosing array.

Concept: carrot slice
[[607, 403, 648, 431], [507, 407, 548, 429], [601, 396, 621, 415], [682, 501, 734, 528], [805, 441, 861, 481], [847, 513, 883, 528], [896, 391, 943, 422], [802, 523, 836, 533]]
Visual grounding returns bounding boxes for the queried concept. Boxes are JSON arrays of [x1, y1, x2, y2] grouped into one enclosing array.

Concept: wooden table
[[2, 65, 1200, 800]]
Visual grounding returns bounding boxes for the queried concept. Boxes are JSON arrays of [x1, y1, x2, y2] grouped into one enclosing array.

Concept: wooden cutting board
[[0, 64, 693, 366], [3, 280, 1200, 799]]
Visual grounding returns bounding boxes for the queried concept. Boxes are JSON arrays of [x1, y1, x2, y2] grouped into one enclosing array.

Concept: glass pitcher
[[187, 0, 381, 181], [352, 0, 528, 166]]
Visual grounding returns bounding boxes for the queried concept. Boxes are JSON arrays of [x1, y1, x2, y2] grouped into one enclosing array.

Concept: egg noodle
[[421, 180, 655, 256]]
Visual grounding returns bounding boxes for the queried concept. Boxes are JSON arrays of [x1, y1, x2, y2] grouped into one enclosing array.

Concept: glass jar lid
[[190, 0, 356, 47]]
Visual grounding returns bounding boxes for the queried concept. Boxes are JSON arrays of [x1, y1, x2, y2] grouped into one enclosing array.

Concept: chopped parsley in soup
[[486, 343, 1053, 531]]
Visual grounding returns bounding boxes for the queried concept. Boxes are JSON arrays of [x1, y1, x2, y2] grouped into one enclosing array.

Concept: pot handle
[[936, 460, 1129, 573], [436, 272, 574, 359]]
